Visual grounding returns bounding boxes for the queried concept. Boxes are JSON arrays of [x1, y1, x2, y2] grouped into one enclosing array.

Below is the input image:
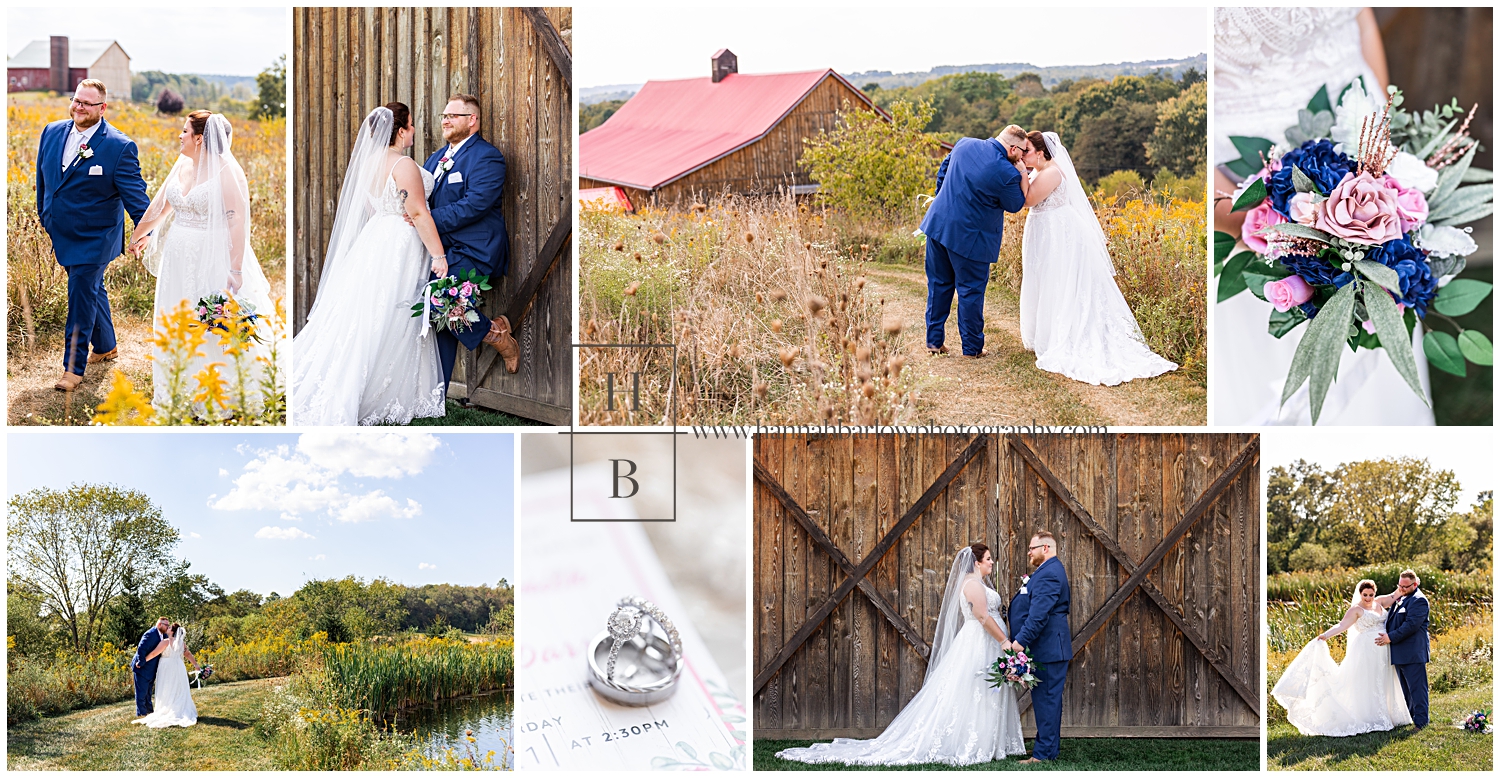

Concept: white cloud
[[189, 532, 202, 539], [212, 446, 344, 515], [255, 526, 316, 540], [218, 468, 228, 476], [296, 432, 441, 478], [310, 554, 326, 561], [334, 491, 423, 523], [419, 562, 437, 570]]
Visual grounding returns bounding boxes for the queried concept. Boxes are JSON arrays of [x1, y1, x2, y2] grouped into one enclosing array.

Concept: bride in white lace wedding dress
[[1018, 131, 1177, 385], [133, 624, 199, 728], [776, 544, 1026, 766], [291, 103, 446, 425], [1271, 580, 1412, 736], [1213, 7, 1433, 425]]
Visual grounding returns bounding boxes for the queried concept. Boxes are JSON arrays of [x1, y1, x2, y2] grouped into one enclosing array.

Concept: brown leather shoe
[[1018, 757, 1044, 764], [88, 348, 118, 364], [482, 315, 520, 374], [961, 349, 990, 359], [55, 373, 84, 391], [927, 344, 948, 355]]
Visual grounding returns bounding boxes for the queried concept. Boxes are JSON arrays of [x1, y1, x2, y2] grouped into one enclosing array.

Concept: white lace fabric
[[1271, 606, 1413, 737], [1019, 159, 1177, 386], [291, 163, 446, 426], [1212, 7, 1435, 425]]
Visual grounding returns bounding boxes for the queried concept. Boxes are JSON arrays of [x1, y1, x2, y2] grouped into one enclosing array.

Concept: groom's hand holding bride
[[1374, 633, 1391, 646]]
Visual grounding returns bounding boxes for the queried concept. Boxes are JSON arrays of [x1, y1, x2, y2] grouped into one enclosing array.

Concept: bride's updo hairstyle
[[968, 542, 990, 565], [1026, 131, 1052, 161], [1350, 579, 1377, 606], [384, 102, 411, 146], [186, 109, 212, 137]]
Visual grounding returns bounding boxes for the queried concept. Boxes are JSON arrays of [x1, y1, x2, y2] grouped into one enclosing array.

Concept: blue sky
[[7, 431, 514, 597], [578, 6, 1207, 88], [7, 7, 286, 76]]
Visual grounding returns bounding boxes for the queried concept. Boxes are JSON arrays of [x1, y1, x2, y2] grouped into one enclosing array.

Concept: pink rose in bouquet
[[1288, 192, 1320, 226], [1264, 276, 1316, 312], [1241, 201, 1286, 254], [1380, 177, 1429, 233], [1315, 171, 1403, 245]]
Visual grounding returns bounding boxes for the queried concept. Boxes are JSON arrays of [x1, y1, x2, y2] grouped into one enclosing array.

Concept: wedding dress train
[[1271, 606, 1412, 736]]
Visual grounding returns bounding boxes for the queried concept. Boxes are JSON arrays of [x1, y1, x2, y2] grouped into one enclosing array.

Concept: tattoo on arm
[[398, 189, 410, 208], [224, 209, 236, 220]]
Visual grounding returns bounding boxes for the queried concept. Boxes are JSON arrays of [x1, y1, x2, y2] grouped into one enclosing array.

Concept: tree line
[[7, 483, 511, 658], [130, 55, 285, 121], [1267, 457, 1491, 575]]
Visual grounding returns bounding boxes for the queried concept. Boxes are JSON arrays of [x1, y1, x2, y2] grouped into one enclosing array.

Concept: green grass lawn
[[7, 678, 282, 770], [404, 399, 544, 426], [755, 737, 1259, 771], [1268, 683, 1493, 771]]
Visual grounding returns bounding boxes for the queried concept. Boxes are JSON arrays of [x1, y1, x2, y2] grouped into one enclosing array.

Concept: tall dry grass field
[[994, 187, 1207, 384], [6, 93, 286, 352], [579, 195, 923, 425]]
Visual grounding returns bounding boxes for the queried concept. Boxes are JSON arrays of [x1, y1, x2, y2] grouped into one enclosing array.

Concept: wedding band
[[587, 596, 683, 706]]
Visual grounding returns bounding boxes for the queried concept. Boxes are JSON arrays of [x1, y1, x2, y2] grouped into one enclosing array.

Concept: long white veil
[[927, 546, 998, 676], [306, 106, 397, 322], [140, 113, 272, 310], [1041, 131, 1115, 275]]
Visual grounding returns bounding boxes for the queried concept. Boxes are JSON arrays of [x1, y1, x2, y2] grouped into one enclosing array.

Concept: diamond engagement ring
[[587, 596, 684, 706]]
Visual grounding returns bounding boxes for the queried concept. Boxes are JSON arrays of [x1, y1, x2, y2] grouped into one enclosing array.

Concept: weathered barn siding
[[754, 433, 1261, 739], [580, 75, 873, 206], [293, 7, 571, 423]]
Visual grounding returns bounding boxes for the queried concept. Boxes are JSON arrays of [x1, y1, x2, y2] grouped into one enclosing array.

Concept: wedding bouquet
[[1462, 708, 1490, 734], [984, 646, 1039, 692], [411, 269, 493, 333], [1215, 78, 1493, 423], [195, 293, 264, 343], [191, 664, 215, 688]]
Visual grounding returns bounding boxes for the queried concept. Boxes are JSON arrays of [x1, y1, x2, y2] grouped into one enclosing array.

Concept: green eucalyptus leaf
[[1218, 251, 1255, 302], [1422, 330, 1466, 376], [1432, 278, 1494, 317], [1264, 222, 1333, 243], [1230, 136, 1275, 169], [1365, 282, 1427, 403], [1232, 178, 1268, 212], [1353, 260, 1402, 293], [1282, 280, 1358, 424], [1461, 167, 1493, 183], [1308, 85, 1333, 115], [1429, 143, 1477, 207], [1458, 330, 1494, 366], [1413, 116, 1460, 159], [1426, 184, 1493, 222], [1269, 307, 1307, 339], [1291, 166, 1320, 195], [1432, 202, 1494, 227]]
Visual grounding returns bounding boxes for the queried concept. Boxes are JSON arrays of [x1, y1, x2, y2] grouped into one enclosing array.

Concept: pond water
[[394, 691, 514, 769]]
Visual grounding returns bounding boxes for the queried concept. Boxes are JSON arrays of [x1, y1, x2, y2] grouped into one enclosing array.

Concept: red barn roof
[[579, 69, 882, 191]]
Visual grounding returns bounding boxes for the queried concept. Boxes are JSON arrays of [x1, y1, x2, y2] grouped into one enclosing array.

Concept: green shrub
[[800, 99, 940, 220], [1093, 170, 1146, 201]]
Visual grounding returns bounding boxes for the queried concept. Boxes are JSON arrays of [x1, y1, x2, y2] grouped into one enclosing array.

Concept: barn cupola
[[711, 48, 737, 83]]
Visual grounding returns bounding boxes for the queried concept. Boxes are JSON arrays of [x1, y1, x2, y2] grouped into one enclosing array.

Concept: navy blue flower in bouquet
[[1267, 140, 1357, 218], [1365, 237, 1438, 316]]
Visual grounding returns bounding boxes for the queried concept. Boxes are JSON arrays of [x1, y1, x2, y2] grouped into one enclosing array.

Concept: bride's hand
[[226, 270, 243, 294], [1316, 634, 1329, 641], [129, 232, 151, 256], [431, 255, 449, 278]]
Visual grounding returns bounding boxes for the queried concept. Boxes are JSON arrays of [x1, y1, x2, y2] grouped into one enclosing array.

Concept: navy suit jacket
[[1384, 588, 1430, 665], [423, 133, 510, 278], [1008, 556, 1071, 664], [133, 627, 166, 675], [919, 136, 1025, 264], [35, 118, 150, 267]]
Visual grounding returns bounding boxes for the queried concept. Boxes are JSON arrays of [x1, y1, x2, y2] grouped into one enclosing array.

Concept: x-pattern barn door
[[753, 433, 1261, 740]]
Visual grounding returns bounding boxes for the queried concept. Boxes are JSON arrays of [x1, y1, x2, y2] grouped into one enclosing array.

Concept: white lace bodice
[[373, 163, 436, 217], [164, 176, 214, 229], [962, 585, 1004, 623], [1214, 7, 1367, 121], [1029, 170, 1068, 213], [1349, 606, 1387, 635]]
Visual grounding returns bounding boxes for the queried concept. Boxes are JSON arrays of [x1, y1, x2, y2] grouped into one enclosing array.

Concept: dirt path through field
[[7, 316, 156, 425], [864, 264, 1205, 426]]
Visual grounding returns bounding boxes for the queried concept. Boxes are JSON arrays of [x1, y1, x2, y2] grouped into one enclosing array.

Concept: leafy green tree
[[253, 55, 286, 120], [1071, 98, 1158, 182], [1448, 491, 1492, 573], [581, 98, 626, 133], [7, 484, 178, 652], [146, 561, 225, 622], [104, 564, 151, 648], [800, 99, 940, 219], [8, 584, 62, 658], [1266, 460, 1336, 574], [1146, 80, 1207, 177], [1323, 457, 1462, 567]]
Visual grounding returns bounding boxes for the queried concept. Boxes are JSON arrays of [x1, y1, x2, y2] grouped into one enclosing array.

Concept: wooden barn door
[[752, 433, 1260, 740], [292, 7, 572, 424]]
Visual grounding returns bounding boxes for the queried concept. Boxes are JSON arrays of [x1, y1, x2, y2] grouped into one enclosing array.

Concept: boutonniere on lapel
[[437, 154, 453, 174], [1019, 574, 1030, 594], [78, 143, 94, 160]]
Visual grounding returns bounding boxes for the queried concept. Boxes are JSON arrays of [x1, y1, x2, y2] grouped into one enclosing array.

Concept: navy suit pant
[[1394, 662, 1429, 727], [434, 257, 493, 392], [133, 665, 156, 715], [924, 237, 990, 356], [1030, 659, 1068, 760], [63, 262, 116, 376]]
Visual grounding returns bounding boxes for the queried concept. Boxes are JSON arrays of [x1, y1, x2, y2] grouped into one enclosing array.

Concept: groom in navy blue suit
[[132, 617, 171, 715], [1007, 530, 1071, 763], [34, 79, 150, 391], [1376, 570, 1430, 729], [422, 93, 520, 388], [918, 125, 1029, 357]]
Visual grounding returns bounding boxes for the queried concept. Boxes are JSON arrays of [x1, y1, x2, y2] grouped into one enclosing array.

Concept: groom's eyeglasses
[[71, 97, 105, 108], [1028, 544, 1047, 551], [439, 112, 475, 120]]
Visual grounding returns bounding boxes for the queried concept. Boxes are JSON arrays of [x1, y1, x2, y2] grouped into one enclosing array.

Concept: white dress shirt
[[62, 121, 102, 171]]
